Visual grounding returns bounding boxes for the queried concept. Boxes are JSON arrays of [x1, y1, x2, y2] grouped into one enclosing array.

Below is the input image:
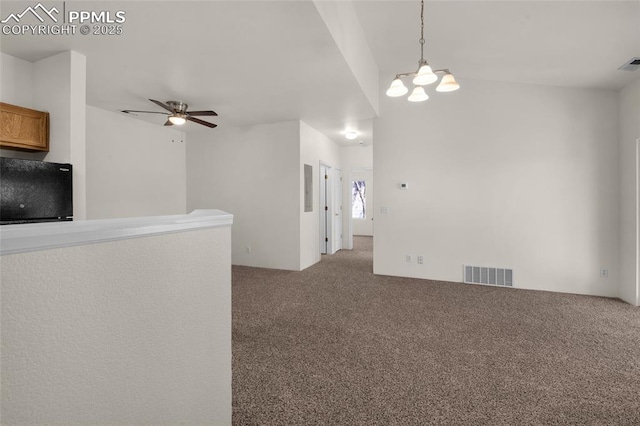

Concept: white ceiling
[[354, 0, 640, 90], [1, 1, 638, 144]]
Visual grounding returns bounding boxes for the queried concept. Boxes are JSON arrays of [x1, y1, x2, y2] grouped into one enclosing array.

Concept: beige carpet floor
[[232, 237, 640, 425]]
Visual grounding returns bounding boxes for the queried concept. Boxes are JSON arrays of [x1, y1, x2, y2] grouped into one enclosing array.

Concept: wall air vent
[[464, 265, 513, 287], [618, 57, 640, 72]]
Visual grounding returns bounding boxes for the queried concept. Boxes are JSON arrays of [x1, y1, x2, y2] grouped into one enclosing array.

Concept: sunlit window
[[352, 181, 366, 219]]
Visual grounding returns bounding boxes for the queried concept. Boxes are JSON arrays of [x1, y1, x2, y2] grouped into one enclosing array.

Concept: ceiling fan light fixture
[[168, 115, 187, 125], [436, 72, 460, 92]]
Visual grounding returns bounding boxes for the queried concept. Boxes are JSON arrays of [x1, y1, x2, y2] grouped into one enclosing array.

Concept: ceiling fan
[[122, 99, 218, 128]]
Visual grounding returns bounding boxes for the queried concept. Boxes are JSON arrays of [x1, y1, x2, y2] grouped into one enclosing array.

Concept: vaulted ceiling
[[355, 0, 640, 90], [1, 1, 638, 145]]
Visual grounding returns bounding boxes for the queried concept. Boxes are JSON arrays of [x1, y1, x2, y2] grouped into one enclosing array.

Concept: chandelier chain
[[419, 0, 425, 61]]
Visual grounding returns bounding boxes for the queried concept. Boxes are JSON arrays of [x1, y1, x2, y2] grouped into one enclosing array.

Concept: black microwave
[[0, 157, 73, 225]]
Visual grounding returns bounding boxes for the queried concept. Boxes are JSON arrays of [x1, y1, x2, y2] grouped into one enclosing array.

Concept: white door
[[637, 138, 640, 306], [334, 169, 343, 251], [319, 165, 329, 254]]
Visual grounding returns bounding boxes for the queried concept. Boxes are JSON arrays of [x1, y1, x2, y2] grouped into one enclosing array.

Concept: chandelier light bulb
[[413, 64, 438, 86], [408, 86, 429, 102], [436, 73, 460, 92], [169, 115, 186, 125], [386, 78, 409, 97]]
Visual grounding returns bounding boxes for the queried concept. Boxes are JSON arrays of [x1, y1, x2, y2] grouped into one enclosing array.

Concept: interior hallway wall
[[619, 77, 640, 306], [300, 121, 342, 269], [187, 121, 301, 270]]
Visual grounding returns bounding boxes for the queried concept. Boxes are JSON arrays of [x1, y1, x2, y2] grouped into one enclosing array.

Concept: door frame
[[319, 162, 332, 255], [636, 138, 640, 306], [319, 162, 343, 255], [334, 168, 343, 251], [345, 167, 373, 250]]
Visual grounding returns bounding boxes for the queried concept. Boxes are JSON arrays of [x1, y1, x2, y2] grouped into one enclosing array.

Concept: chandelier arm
[[394, 71, 419, 79]]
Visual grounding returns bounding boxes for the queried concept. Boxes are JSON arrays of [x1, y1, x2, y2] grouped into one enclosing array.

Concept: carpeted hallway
[[232, 237, 640, 425]]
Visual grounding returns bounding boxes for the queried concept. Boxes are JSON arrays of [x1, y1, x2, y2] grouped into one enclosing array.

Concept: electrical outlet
[[600, 268, 608, 278], [246, 245, 252, 254], [406, 255, 412, 263], [417, 256, 424, 265]]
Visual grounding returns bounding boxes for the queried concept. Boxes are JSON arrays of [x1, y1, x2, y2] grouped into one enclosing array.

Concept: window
[[352, 180, 366, 219]]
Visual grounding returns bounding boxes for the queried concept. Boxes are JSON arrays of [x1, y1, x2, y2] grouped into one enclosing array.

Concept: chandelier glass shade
[[408, 86, 429, 102], [412, 64, 438, 86], [386, 0, 459, 102], [435, 72, 460, 92], [385, 78, 409, 97]]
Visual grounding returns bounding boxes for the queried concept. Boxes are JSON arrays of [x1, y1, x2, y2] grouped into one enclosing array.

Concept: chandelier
[[385, 0, 459, 102]]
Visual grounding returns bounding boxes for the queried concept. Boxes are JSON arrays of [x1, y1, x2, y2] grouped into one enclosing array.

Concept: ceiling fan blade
[[164, 119, 174, 126], [122, 110, 169, 115], [149, 99, 175, 113], [186, 116, 217, 128], [186, 110, 218, 117]]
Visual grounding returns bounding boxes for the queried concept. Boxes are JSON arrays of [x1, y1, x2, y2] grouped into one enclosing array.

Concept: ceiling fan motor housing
[[166, 101, 188, 114]]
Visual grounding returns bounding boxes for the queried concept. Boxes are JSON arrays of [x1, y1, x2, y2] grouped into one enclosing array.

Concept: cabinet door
[[0, 103, 49, 152]]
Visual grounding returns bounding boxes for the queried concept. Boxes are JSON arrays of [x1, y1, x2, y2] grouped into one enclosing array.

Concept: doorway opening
[[348, 169, 373, 247]]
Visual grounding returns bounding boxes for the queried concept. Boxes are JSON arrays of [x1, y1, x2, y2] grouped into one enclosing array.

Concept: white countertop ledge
[[0, 209, 234, 256]]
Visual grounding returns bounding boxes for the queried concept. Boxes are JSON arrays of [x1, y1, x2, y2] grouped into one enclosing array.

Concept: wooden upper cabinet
[[0, 102, 49, 152]]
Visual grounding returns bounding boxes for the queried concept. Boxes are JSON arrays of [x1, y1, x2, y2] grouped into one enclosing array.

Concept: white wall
[[0, 53, 38, 160], [68, 52, 87, 221], [187, 121, 301, 270], [300, 121, 342, 269], [374, 79, 620, 298], [0, 227, 232, 425], [619, 77, 640, 306], [86, 106, 187, 219], [33, 51, 88, 219], [0, 52, 33, 108], [33, 52, 72, 164], [341, 144, 373, 249]]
